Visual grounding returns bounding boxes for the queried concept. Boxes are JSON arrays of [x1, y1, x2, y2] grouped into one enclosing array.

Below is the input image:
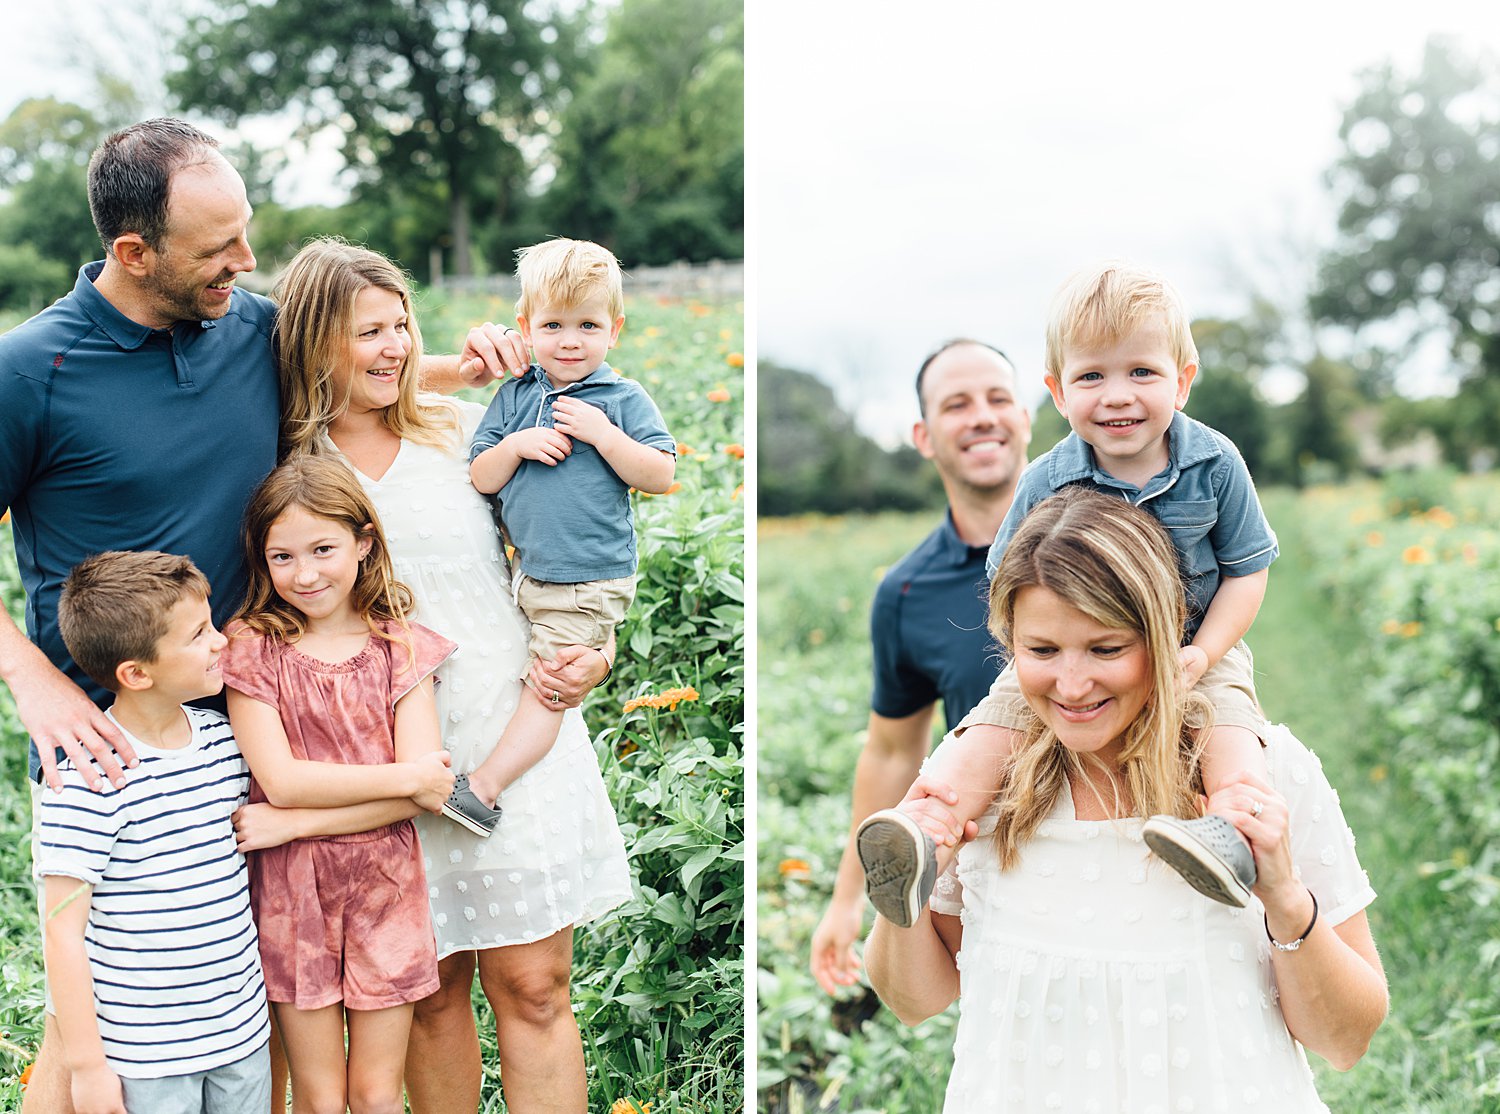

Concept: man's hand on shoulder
[[5, 649, 136, 792]]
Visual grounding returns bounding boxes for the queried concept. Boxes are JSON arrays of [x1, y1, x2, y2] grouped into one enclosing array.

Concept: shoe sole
[[441, 801, 499, 838], [856, 811, 936, 928], [1142, 817, 1252, 908]]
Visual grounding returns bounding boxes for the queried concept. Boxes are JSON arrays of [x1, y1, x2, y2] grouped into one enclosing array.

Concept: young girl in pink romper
[[220, 456, 457, 1112]]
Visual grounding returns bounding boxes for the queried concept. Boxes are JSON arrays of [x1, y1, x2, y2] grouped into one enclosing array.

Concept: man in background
[[808, 339, 1031, 994]]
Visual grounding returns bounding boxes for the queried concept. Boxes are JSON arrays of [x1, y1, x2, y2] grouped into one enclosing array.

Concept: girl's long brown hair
[[986, 486, 1211, 869], [273, 236, 461, 461], [235, 456, 415, 657]]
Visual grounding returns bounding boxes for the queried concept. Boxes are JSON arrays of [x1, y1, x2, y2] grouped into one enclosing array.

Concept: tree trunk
[[449, 187, 472, 278]]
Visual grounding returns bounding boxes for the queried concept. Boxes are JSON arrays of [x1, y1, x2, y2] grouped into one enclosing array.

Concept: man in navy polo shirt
[[809, 339, 1031, 995], [0, 117, 532, 1114]]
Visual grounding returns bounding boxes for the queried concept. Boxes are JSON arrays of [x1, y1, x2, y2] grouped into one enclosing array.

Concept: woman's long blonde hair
[[235, 457, 415, 659], [273, 236, 461, 460], [987, 486, 1210, 868]]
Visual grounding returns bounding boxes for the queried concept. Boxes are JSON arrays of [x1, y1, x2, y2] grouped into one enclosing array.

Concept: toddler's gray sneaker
[[441, 774, 502, 837], [1142, 813, 1256, 907], [857, 809, 937, 928]]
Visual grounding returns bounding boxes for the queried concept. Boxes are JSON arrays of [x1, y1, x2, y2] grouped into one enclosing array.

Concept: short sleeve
[[35, 773, 126, 885], [616, 381, 675, 453], [1267, 725, 1376, 927], [386, 620, 458, 707], [468, 386, 512, 461], [0, 357, 45, 514], [218, 623, 282, 709], [1208, 444, 1278, 576]]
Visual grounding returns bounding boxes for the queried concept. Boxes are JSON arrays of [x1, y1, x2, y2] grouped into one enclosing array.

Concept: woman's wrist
[[1263, 884, 1317, 944]]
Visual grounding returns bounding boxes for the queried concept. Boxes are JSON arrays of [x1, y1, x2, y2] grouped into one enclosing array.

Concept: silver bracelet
[[1265, 889, 1318, 952]]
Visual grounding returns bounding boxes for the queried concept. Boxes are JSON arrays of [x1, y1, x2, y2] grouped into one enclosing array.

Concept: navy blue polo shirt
[[870, 512, 1005, 734], [0, 262, 280, 775]]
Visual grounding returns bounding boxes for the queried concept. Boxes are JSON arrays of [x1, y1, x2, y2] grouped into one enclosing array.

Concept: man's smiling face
[[914, 342, 1032, 500]]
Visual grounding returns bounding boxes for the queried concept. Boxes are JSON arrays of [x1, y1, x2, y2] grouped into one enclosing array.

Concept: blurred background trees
[[0, 0, 743, 311]]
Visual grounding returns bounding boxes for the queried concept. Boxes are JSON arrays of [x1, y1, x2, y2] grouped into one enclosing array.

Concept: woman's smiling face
[[1010, 584, 1151, 766]]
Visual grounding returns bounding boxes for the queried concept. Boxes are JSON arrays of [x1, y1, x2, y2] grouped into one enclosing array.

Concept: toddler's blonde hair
[[514, 238, 624, 320], [1044, 261, 1198, 379]]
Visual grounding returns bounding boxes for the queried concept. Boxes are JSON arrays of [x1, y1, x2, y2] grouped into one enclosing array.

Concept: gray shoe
[[441, 774, 502, 837], [1142, 814, 1256, 907], [856, 809, 937, 928]]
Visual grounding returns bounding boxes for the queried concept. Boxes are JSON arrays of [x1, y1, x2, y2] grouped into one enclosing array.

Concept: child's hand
[[1179, 645, 1209, 690], [505, 427, 573, 466], [409, 749, 456, 814], [233, 802, 300, 853], [71, 1064, 127, 1114], [550, 396, 615, 447]]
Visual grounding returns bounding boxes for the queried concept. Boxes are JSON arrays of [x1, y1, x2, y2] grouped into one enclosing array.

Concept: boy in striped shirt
[[37, 552, 269, 1114]]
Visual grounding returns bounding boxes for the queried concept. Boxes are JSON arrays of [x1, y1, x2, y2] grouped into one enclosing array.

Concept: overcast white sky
[[750, 1, 1498, 444]]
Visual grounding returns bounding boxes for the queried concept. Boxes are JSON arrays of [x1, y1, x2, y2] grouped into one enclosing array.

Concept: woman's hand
[[896, 775, 980, 850], [1204, 770, 1303, 914], [458, 323, 530, 386], [232, 803, 303, 854], [527, 645, 610, 709]]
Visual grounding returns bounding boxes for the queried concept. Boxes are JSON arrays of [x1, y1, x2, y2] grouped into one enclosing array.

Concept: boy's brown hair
[[59, 551, 211, 692]]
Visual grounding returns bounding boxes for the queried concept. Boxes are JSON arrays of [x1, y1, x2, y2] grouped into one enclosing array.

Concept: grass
[[757, 485, 1500, 1113]]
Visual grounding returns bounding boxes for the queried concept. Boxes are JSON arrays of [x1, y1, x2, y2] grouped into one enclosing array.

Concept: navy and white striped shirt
[[36, 706, 269, 1078]]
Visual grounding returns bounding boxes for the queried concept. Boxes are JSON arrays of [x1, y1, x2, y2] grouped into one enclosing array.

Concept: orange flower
[[610, 1101, 652, 1114], [779, 858, 812, 879], [724, 443, 745, 459], [1399, 621, 1423, 638], [676, 442, 695, 456], [20, 1062, 33, 1089], [706, 387, 732, 403], [1369, 765, 1388, 783], [1365, 531, 1383, 548], [1425, 506, 1456, 529], [1402, 545, 1431, 565], [1462, 543, 1479, 563], [732, 483, 744, 501], [664, 482, 681, 495], [1380, 619, 1401, 636], [621, 686, 700, 714], [616, 738, 639, 759], [726, 352, 745, 368]]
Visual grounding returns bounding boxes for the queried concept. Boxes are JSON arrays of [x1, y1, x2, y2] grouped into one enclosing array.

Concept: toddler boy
[[446, 238, 676, 835], [37, 551, 269, 1113], [860, 261, 1278, 924]]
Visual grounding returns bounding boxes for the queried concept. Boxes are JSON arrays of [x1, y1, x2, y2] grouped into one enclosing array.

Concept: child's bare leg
[[464, 692, 565, 808], [274, 1002, 349, 1114], [345, 1003, 416, 1114], [1199, 724, 1268, 798], [856, 723, 1019, 928]]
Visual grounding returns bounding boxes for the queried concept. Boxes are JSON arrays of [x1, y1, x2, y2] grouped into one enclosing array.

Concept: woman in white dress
[[866, 487, 1387, 1113], [238, 238, 631, 1112]]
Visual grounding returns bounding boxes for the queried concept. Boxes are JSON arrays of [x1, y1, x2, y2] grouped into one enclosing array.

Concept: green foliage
[[539, 0, 744, 267], [757, 362, 942, 517], [0, 244, 74, 317]]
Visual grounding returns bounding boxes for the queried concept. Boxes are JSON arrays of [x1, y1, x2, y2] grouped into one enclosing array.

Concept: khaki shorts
[[956, 639, 1267, 741], [514, 574, 635, 663]]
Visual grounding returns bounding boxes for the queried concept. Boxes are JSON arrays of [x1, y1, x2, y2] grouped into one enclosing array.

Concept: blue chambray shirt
[[468, 362, 674, 582], [985, 411, 1278, 637]]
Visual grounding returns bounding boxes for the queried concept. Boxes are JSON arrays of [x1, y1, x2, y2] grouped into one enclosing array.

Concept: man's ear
[[913, 419, 935, 461], [110, 234, 152, 278], [115, 659, 154, 694]]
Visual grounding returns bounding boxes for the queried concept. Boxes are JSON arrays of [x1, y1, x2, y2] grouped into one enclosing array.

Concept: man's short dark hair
[[915, 338, 1016, 417], [87, 118, 221, 253]]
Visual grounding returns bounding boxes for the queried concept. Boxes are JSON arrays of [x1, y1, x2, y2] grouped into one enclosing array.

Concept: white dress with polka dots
[[929, 725, 1375, 1113], [325, 398, 631, 957]]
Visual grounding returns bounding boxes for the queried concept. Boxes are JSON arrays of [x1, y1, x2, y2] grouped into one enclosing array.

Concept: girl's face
[[263, 504, 372, 627], [335, 286, 412, 416], [1010, 585, 1151, 767]]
